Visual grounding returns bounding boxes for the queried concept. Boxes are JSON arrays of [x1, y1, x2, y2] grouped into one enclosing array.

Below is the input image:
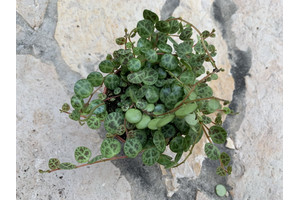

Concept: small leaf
[[157, 43, 172, 53], [71, 95, 84, 110], [104, 74, 120, 90], [204, 143, 220, 160], [195, 83, 213, 98], [69, 109, 80, 121], [116, 37, 126, 45], [179, 70, 195, 85], [209, 126, 227, 144], [161, 124, 176, 138], [156, 20, 170, 33], [227, 165, 232, 175], [169, 136, 185, 153], [179, 27, 192, 40], [74, 79, 93, 98], [59, 162, 76, 170], [48, 158, 60, 170], [168, 18, 180, 34], [143, 9, 159, 23], [61, 103, 70, 112], [128, 58, 142, 72], [175, 103, 198, 118], [99, 60, 114, 73], [125, 108, 142, 124], [184, 113, 198, 126], [127, 71, 144, 84], [100, 138, 121, 158], [147, 118, 161, 130], [157, 154, 173, 166], [215, 184, 227, 196], [88, 155, 104, 164], [216, 166, 227, 176], [124, 138, 143, 158], [144, 49, 158, 63], [104, 112, 124, 134], [136, 114, 151, 129], [153, 131, 166, 152], [142, 67, 158, 85], [137, 38, 152, 48], [160, 54, 178, 71], [174, 151, 183, 163], [156, 114, 175, 128], [142, 147, 160, 166], [87, 116, 101, 129], [137, 19, 154, 38], [87, 72, 104, 87], [220, 152, 231, 166], [74, 146, 92, 163]]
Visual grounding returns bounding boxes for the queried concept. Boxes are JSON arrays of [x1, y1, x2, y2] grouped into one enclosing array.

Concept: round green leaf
[[61, 103, 70, 112], [157, 114, 175, 128], [59, 162, 76, 170], [87, 115, 101, 129], [142, 147, 160, 166], [143, 9, 159, 23], [87, 72, 104, 87], [137, 38, 152, 48], [125, 108, 142, 124], [216, 184, 227, 196], [127, 70, 145, 84], [69, 109, 80, 121], [48, 158, 60, 170], [168, 18, 180, 34], [157, 154, 173, 166], [99, 60, 114, 73], [175, 103, 198, 118], [128, 58, 142, 72], [153, 131, 166, 152], [147, 118, 161, 130], [204, 99, 221, 114], [144, 49, 158, 63], [179, 27, 192, 40], [155, 20, 170, 33], [136, 99, 148, 110], [204, 143, 220, 160], [71, 95, 84, 110], [124, 138, 143, 158], [88, 155, 104, 164], [184, 113, 198, 126], [145, 103, 155, 112], [161, 124, 176, 138], [195, 83, 213, 98], [104, 74, 120, 90], [160, 54, 178, 71], [137, 19, 154, 38], [209, 126, 227, 144], [136, 114, 151, 129], [157, 43, 172, 53], [142, 67, 158, 85], [179, 70, 195, 85], [116, 37, 126, 45], [100, 138, 121, 158], [86, 99, 106, 115], [220, 152, 231, 166], [170, 136, 185, 153], [153, 104, 165, 115], [145, 86, 159, 103], [157, 68, 167, 79], [74, 146, 92, 163], [104, 112, 124, 134], [74, 79, 93, 98]]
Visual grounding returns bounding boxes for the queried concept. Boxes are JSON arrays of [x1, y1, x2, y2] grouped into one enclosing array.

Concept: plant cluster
[[40, 9, 235, 176]]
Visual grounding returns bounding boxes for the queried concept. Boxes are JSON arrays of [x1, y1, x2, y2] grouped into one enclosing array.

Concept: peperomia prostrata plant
[[39, 9, 235, 176]]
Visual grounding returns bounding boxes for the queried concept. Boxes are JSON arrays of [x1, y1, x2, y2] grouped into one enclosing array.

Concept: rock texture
[[16, 55, 131, 200], [16, 0, 282, 199]]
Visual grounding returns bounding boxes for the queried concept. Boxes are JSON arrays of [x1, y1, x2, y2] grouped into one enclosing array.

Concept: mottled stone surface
[[16, 55, 131, 200], [16, 0, 49, 29], [16, 0, 283, 199]]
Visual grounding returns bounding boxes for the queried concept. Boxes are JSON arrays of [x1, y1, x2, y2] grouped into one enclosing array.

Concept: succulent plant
[[40, 9, 235, 176]]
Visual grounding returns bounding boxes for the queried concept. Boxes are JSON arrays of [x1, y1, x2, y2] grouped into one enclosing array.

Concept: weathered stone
[[225, 137, 236, 150], [16, 0, 49, 29], [55, 0, 165, 76], [225, 0, 283, 199], [16, 55, 131, 200], [196, 190, 211, 200]]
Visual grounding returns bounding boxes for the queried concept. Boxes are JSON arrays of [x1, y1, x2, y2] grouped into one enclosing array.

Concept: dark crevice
[[160, 0, 180, 20]]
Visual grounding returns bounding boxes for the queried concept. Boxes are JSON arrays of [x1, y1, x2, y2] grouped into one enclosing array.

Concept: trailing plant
[[40, 9, 235, 176]]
